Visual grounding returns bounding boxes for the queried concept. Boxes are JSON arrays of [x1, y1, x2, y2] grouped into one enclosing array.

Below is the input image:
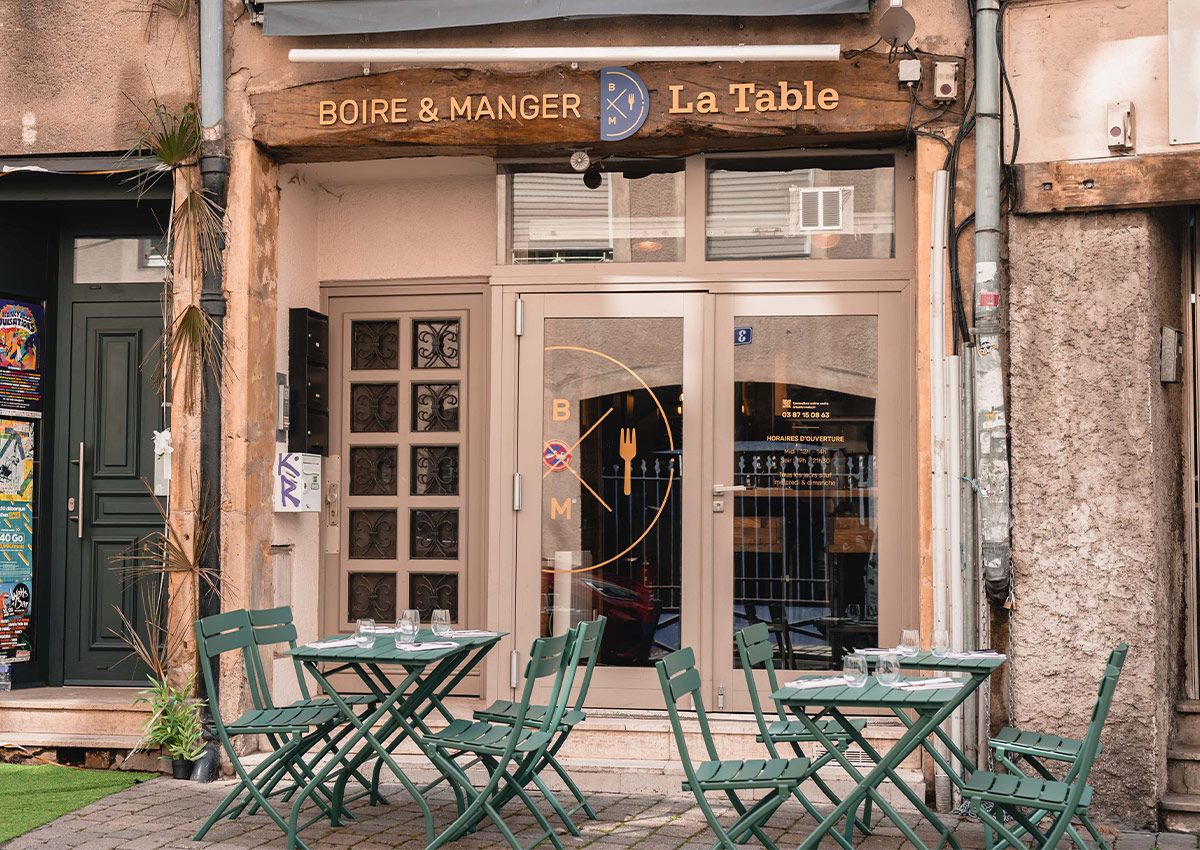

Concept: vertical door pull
[[69, 441, 84, 539]]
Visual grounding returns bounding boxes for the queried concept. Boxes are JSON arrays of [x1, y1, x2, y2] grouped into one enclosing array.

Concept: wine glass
[[878, 652, 902, 686], [932, 629, 951, 658], [395, 609, 420, 650], [431, 609, 451, 638], [354, 618, 375, 648], [899, 629, 920, 657], [842, 654, 868, 688]]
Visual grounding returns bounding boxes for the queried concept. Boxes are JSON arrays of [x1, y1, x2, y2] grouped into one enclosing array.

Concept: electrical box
[[274, 451, 322, 512], [1107, 101, 1134, 152], [898, 59, 922, 86], [288, 308, 329, 455], [933, 62, 958, 102]]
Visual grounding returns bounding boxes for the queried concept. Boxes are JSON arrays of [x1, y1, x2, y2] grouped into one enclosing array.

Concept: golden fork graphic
[[619, 428, 637, 496]]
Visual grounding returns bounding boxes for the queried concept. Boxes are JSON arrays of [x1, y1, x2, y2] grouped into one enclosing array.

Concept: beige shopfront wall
[[257, 54, 939, 712]]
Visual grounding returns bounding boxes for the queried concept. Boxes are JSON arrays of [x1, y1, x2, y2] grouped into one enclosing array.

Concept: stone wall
[[1008, 210, 1185, 826]]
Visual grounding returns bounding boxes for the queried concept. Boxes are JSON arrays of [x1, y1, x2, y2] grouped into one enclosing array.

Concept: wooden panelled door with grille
[[325, 295, 483, 664]]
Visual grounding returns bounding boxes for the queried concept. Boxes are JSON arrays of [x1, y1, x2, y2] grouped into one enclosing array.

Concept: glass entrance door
[[513, 293, 704, 707], [712, 292, 914, 711], [513, 290, 913, 710]]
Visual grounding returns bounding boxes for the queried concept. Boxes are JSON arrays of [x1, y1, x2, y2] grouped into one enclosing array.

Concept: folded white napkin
[[395, 641, 459, 651], [945, 651, 1006, 660], [305, 637, 360, 649], [894, 677, 963, 691], [784, 676, 848, 690], [854, 648, 898, 656], [448, 630, 499, 637]]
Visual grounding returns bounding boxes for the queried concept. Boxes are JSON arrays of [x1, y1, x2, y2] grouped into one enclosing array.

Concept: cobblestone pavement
[[0, 777, 1187, 850]]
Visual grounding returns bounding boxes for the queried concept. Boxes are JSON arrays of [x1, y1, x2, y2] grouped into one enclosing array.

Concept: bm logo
[[600, 67, 649, 141]]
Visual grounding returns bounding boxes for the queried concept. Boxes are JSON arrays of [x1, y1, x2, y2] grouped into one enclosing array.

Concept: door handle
[[712, 484, 747, 496], [69, 441, 84, 539]]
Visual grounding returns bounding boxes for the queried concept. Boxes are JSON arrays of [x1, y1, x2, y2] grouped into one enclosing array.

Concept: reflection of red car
[[541, 571, 659, 666]]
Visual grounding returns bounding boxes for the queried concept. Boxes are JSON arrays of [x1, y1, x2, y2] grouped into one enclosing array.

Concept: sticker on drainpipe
[[979, 292, 1000, 308], [975, 261, 997, 285]]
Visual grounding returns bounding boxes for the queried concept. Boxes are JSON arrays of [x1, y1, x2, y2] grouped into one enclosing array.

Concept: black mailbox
[[288, 308, 329, 455]]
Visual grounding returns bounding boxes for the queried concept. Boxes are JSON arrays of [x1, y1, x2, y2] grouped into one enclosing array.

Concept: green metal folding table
[[282, 630, 503, 850], [773, 652, 1005, 850]]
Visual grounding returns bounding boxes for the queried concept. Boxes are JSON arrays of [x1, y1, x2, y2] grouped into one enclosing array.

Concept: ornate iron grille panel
[[350, 383, 399, 432], [349, 509, 398, 559], [348, 572, 397, 621], [350, 447, 398, 496], [410, 509, 459, 559], [410, 572, 459, 621], [412, 445, 459, 496], [412, 319, 461, 369], [412, 383, 460, 432], [351, 320, 400, 370]]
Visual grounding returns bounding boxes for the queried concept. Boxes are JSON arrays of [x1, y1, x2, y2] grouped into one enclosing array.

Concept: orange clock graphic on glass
[[542, 345, 676, 575]]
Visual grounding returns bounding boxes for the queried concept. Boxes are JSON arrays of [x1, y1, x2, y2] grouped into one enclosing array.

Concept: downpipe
[[972, 0, 1012, 605], [192, 0, 227, 784]]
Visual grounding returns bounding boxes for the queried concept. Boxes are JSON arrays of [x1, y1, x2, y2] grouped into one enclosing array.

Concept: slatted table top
[[773, 676, 971, 708], [892, 650, 1007, 674], [286, 630, 504, 664]]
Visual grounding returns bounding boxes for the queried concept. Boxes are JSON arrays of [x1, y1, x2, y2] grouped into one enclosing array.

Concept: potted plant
[[136, 672, 207, 779]]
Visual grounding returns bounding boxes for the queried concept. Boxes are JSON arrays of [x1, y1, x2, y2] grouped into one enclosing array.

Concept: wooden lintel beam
[[251, 54, 953, 163], [1015, 151, 1200, 214]]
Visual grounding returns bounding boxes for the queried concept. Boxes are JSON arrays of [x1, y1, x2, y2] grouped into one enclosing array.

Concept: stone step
[[1169, 747, 1200, 795], [0, 686, 150, 749], [1161, 793, 1200, 833], [1179, 707, 1200, 747]]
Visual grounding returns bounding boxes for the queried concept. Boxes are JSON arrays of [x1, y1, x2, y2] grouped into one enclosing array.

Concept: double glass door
[[513, 289, 912, 710]]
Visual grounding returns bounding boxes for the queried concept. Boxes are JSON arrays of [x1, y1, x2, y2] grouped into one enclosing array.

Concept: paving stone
[[0, 776, 1173, 850]]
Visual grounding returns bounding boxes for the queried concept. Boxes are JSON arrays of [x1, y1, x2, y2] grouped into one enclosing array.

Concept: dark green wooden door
[[61, 301, 164, 684]]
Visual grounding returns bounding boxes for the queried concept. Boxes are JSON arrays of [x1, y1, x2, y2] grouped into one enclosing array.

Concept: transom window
[[499, 154, 898, 266]]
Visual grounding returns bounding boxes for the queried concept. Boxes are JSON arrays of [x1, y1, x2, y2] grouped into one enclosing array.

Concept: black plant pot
[[171, 758, 193, 780]]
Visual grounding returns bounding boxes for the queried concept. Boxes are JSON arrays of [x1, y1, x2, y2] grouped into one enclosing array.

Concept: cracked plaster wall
[[1008, 209, 1185, 827]]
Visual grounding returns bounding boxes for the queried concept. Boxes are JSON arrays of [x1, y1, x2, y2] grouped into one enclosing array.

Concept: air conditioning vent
[[788, 186, 854, 234]]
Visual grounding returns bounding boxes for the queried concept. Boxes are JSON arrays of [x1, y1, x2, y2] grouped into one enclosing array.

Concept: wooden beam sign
[[251, 54, 937, 161], [1015, 151, 1200, 214]]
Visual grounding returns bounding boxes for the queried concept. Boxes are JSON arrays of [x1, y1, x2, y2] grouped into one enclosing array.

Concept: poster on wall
[[0, 418, 34, 662], [0, 298, 43, 418]]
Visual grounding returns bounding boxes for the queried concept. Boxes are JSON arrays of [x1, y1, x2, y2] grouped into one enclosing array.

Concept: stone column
[[1007, 209, 1184, 826], [217, 137, 281, 738]]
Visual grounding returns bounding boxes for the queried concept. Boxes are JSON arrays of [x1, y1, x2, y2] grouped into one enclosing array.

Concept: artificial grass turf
[[0, 762, 156, 843]]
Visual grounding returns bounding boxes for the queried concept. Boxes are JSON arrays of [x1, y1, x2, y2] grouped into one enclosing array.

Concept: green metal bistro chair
[[241, 606, 384, 811], [657, 646, 815, 850], [422, 629, 585, 850], [963, 648, 1125, 850], [192, 610, 353, 848], [985, 643, 1128, 850], [473, 615, 607, 832], [734, 623, 873, 838]]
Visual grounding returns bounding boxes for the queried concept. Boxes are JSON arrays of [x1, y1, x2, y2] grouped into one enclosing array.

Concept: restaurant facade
[[1, 0, 1198, 833]]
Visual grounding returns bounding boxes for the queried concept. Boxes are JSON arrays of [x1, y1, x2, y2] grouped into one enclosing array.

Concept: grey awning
[[261, 0, 870, 37]]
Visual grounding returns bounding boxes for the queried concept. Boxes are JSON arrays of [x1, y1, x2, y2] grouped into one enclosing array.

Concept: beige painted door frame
[[511, 285, 914, 710], [324, 291, 486, 692]]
